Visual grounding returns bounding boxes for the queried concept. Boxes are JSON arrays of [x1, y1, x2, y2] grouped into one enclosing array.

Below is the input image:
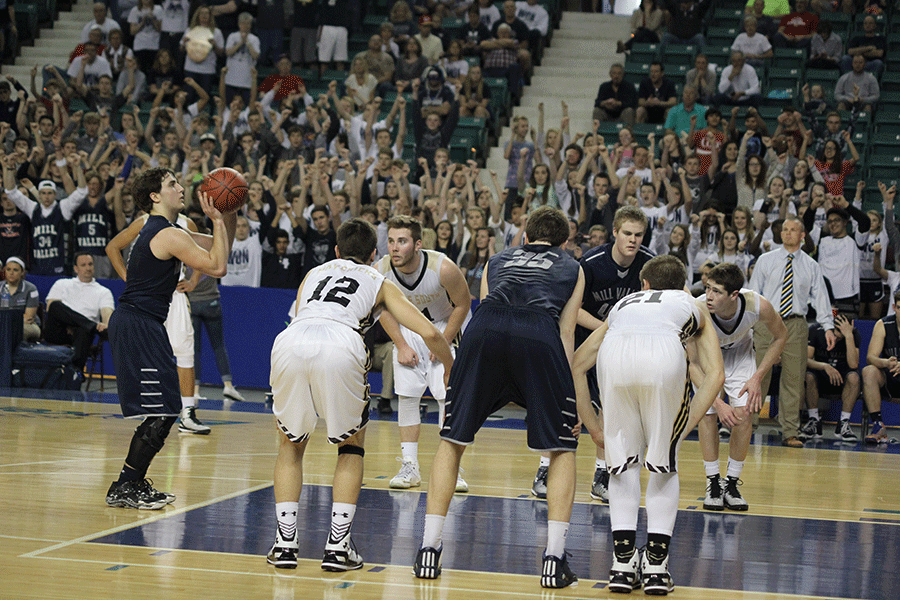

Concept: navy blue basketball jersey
[[881, 315, 900, 360], [30, 203, 67, 275], [483, 243, 580, 321], [73, 197, 113, 256], [118, 215, 181, 322], [580, 242, 655, 323]]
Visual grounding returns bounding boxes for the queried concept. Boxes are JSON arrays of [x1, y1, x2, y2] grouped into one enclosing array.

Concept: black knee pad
[[338, 444, 365, 458], [136, 416, 177, 452]]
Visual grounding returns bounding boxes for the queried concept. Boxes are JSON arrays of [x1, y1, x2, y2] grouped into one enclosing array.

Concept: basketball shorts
[[808, 363, 855, 397], [883, 369, 900, 400], [270, 322, 369, 444], [705, 345, 756, 415], [440, 304, 579, 452], [598, 333, 690, 474], [317, 25, 348, 62], [109, 304, 181, 418], [860, 278, 885, 304], [393, 319, 453, 400], [164, 290, 194, 368]]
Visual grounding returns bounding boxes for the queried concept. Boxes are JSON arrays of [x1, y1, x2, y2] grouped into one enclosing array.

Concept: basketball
[[201, 167, 248, 213]]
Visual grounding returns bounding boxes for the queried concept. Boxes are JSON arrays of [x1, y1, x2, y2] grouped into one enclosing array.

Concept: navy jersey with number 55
[[483, 243, 580, 321]]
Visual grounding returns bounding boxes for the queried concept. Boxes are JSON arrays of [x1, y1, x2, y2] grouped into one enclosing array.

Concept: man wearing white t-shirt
[[81, 2, 119, 44], [224, 13, 260, 103], [68, 41, 113, 93], [45, 252, 115, 371], [731, 16, 773, 67], [221, 215, 262, 287]]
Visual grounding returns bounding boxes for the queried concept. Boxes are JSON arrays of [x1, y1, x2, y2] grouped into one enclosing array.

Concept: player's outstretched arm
[[152, 193, 231, 277], [741, 296, 787, 412], [380, 280, 454, 379], [105, 214, 147, 281], [683, 306, 725, 438], [571, 320, 608, 446]]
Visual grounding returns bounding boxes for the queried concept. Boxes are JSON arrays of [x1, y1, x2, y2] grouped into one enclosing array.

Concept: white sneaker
[[641, 552, 675, 595], [389, 458, 421, 489], [178, 407, 211, 434], [321, 536, 363, 571], [223, 385, 245, 401], [455, 472, 468, 493]]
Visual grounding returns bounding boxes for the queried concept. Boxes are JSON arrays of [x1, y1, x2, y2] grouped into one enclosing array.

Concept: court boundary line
[[18, 482, 273, 559], [20, 551, 859, 600]]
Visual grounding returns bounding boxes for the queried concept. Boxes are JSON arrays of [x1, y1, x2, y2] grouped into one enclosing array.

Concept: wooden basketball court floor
[[2, 388, 900, 600]]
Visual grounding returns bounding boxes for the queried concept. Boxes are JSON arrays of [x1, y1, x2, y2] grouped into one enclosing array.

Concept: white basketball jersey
[[606, 289, 701, 343], [697, 288, 761, 358], [292, 259, 385, 333], [376, 249, 455, 324]]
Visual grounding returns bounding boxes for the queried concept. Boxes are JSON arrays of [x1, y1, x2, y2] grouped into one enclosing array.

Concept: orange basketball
[[200, 167, 248, 213]]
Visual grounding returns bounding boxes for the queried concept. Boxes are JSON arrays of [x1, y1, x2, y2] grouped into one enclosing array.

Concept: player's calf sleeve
[[645, 471, 679, 537], [609, 466, 641, 531], [397, 395, 422, 428]]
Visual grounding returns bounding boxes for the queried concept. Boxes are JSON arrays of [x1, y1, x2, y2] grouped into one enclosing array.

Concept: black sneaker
[[590, 468, 609, 503], [703, 474, 723, 511], [540, 552, 578, 589], [267, 531, 299, 569], [723, 477, 748, 511], [105, 480, 168, 510], [798, 417, 821, 441], [608, 549, 641, 593], [836, 419, 858, 442], [531, 465, 548, 499], [137, 478, 175, 505], [413, 546, 442, 579]]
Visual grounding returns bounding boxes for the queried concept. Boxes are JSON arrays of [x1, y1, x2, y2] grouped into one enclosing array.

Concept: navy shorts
[[808, 366, 855, 397], [440, 304, 579, 452], [109, 304, 180, 418], [860, 279, 886, 304]]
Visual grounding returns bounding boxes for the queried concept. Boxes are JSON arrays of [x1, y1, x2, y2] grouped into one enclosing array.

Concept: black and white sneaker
[[798, 417, 821, 441], [718, 424, 730, 439], [641, 553, 675, 596], [703, 474, 724, 511], [723, 476, 748, 511], [590, 468, 609, 503], [105, 480, 168, 510], [531, 465, 548, 499], [178, 407, 211, 435], [836, 419, 858, 442], [413, 546, 442, 579], [540, 552, 578, 589], [137, 478, 175, 505], [267, 531, 299, 569], [322, 536, 363, 571], [608, 549, 641, 593]]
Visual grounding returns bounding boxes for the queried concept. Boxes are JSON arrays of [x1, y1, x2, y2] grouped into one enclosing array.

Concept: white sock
[[422, 514, 445, 549], [704, 460, 720, 478], [275, 501, 299, 542], [841, 411, 852, 421], [401, 442, 418, 464], [539, 455, 550, 468], [596, 458, 607, 471], [546, 520, 569, 559], [181, 396, 196, 409], [726, 458, 744, 479], [808, 408, 819, 420], [329, 502, 356, 544]]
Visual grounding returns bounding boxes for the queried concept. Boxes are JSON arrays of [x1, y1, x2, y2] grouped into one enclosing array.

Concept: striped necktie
[[780, 254, 794, 318]]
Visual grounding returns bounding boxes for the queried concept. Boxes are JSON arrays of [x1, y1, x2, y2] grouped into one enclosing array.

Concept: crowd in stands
[[0, 0, 899, 438]]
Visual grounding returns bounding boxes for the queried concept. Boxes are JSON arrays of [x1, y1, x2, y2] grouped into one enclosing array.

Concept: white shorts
[[705, 346, 756, 415], [392, 321, 453, 400], [318, 25, 348, 62], [270, 322, 369, 444], [164, 290, 194, 369], [598, 335, 691, 475]]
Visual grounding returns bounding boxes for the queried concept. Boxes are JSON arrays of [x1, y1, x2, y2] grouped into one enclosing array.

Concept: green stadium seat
[[772, 47, 807, 69], [629, 43, 659, 63]]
